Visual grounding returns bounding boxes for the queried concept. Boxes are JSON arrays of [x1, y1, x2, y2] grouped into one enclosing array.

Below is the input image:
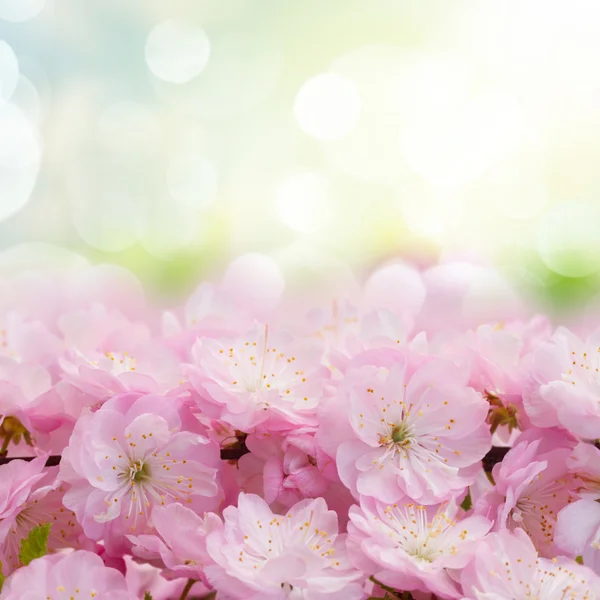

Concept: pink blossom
[[555, 499, 600, 576], [304, 299, 361, 349], [523, 326, 600, 438], [301, 285, 426, 373], [128, 502, 222, 582], [60, 392, 222, 555], [4, 252, 600, 598], [465, 468, 494, 509], [0, 381, 74, 458], [0, 311, 62, 394], [363, 263, 426, 318], [0, 549, 135, 600], [58, 304, 180, 412], [161, 281, 253, 354], [0, 352, 53, 407], [568, 441, 600, 499], [461, 528, 600, 599], [204, 493, 364, 600], [321, 356, 491, 504], [347, 495, 492, 599], [299, 262, 425, 356], [0, 311, 66, 457], [123, 555, 193, 600], [475, 429, 577, 557], [0, 456, 48, 521], [0, 458, 86, 573], [238, 432, 355, 529], [187, 324, 330, 432], [416, 261, 525, 334], [307, 302, 412, 373], [463, 317, 551, 442], [239, 434, 329, 507], [0, 257, 145, 328], [0, 384, 48, 456]]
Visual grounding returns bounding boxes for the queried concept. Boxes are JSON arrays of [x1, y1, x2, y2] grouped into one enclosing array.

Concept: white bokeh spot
[[0, 102, 41, 221], [294, 72, 360, 141], [275, 171, 333, 233], [0, 0, 45, 22], [166, 154, 218, 210], [537, 201, 600, 278], [0, 41, 19, 106], [145, 19, 210, 84]]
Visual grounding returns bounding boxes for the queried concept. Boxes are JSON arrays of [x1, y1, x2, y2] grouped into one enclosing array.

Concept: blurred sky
[[3, 0, 600, 312]]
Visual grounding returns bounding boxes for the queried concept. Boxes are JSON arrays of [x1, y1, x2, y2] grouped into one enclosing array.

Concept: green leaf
[[460, 488, 473, 511], [144, 593, 153, 600], [0, 561, 5, 593], [19, 523, 52, 566]]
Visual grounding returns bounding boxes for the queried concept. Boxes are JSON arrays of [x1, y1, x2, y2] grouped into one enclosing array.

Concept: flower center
[[377, 421, 413, 455], [561, 347, 600, 387], [130, 460, 151, 484], [104, 351, 137, 375], [391, 422, 411, 446], [406, 546, 436, 562], [486, 395, 519, 435], [0, 415, 33, 455]]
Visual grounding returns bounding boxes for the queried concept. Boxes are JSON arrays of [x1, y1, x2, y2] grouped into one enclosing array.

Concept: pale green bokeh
[[1, 0, 600, 314]]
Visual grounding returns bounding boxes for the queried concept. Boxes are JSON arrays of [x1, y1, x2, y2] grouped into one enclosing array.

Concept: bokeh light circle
[[141, 201, 203, 259], [67, 154, 146, 253], [145, 19, 210, 84], [461, 269, 523, 323], [537, 201, 600, 278], [0, 102, 40, 222], [166, 154, 218, 211], [276, 242, 359, 309], [324, 47, 470, 185], [274, 171, 333, 233], [486, 167, 549, 220], [401, 90, 523, 187], [398, 179, 464, 239], [0, 101, 40, 168], [0, 0, 45, 22], [222, 253, 285, 312], [149, 29, 281, 120], [293, 72, 360, 141], [0, 41, 19, 106], [97, 101, 160, 158], [418, 262, 522, 330], [70, 185, 145, 253], [364, 263, 426, 316], [11, 75, 42, 124]]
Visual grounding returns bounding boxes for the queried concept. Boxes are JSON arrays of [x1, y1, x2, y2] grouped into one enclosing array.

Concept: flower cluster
[[0, 256, 598, 599]]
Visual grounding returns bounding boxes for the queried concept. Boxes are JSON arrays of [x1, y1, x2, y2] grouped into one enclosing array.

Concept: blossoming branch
[[0, 258, 597, 599]]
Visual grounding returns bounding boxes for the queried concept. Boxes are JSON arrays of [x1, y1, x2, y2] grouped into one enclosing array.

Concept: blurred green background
[[2, 0, 600, 315]]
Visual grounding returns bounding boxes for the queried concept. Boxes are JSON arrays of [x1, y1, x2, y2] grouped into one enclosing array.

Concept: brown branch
[[0, 455, 62, 467], [481, 446, 509, 472], [220, 445, 250, 461], [0, 445, 509, 471]]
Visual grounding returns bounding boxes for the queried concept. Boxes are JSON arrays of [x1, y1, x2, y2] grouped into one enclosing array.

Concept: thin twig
[[369, 575, 407, 599], [0, 445, 508, 471], [179, 578, 197, 600]]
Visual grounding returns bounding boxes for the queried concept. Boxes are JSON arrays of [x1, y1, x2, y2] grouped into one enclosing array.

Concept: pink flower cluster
[[0, 256, 599, 599]]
